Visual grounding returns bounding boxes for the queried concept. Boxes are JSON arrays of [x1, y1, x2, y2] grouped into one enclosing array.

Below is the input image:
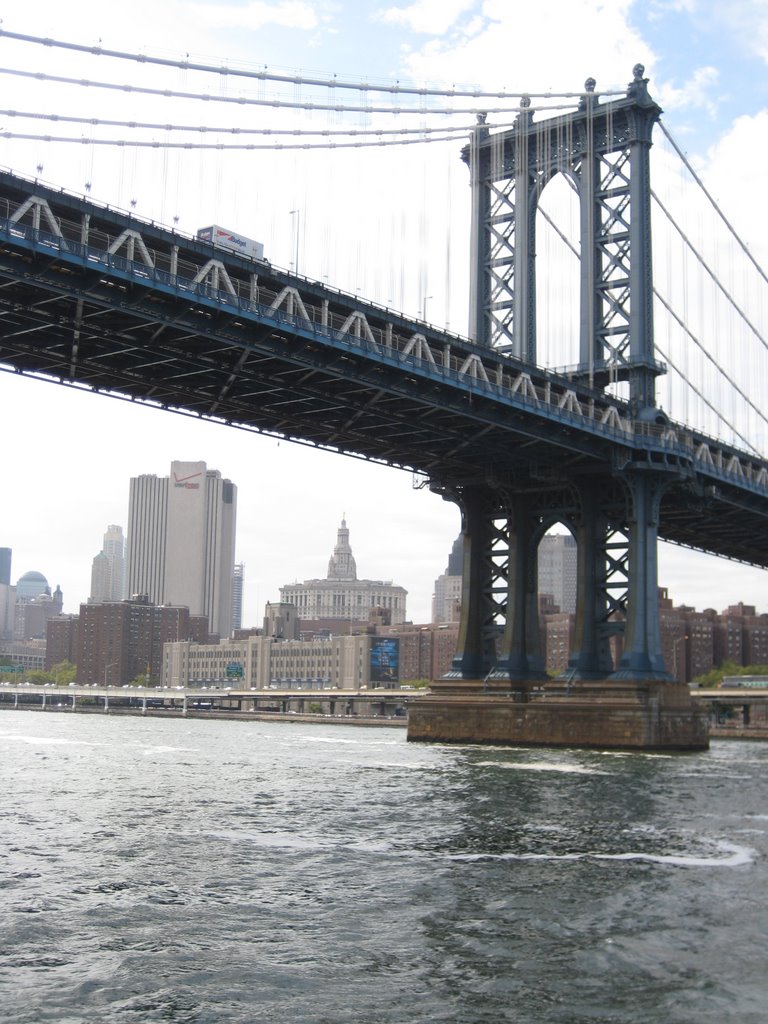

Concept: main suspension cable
[[0, 28, 623, 103], [0, 108, 492, 138], [0, 67, 584, 117]]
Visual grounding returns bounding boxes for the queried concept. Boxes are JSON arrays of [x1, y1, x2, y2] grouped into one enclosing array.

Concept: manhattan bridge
[[0, 33, 765, 718]]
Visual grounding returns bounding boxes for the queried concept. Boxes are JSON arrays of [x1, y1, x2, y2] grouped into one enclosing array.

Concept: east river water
[[1, 710, 767, 1024]]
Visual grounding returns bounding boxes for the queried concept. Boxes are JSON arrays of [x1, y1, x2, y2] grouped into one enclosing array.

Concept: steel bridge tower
[[442, 65, 672, 688]]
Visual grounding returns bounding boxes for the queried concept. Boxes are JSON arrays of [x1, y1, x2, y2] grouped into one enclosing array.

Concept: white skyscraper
[[89, 524, 125, 604], [126, 461, 237, 637]]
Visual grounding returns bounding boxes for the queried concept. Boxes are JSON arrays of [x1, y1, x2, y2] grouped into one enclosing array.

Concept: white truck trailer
[[196, 225, 265, 262]]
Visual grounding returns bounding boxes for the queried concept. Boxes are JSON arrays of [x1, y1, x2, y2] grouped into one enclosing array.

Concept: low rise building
[[162, 632, 401, 690]]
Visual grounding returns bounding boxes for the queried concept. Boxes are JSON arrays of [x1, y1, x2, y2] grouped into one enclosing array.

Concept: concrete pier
[[407, 679, 709, 750]]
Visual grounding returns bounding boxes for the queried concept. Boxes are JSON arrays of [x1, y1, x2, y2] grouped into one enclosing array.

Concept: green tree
[[693, 662, 768, 688], [26, 670, 52, 686], [129, 673, 157, 688], [49, 661, 77, 686]]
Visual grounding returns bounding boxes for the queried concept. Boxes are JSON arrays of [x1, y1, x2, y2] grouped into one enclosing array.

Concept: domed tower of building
[[13, 571, 63, 640], [280, 518, 407, 626], [327, 517, 357, 580]]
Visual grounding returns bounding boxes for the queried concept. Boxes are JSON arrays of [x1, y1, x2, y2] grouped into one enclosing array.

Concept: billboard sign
[[370, 638, 399, 685]]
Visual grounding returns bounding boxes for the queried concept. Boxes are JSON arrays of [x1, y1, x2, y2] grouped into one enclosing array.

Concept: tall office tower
[[231, 562, 244, 632], [537, 533, 578, 614], [0, 548, 11, 586], [0, 548, 12, 640], [89, 524, 126, 604], [432, 535, 463, 624], [125, 461, 237, 637]]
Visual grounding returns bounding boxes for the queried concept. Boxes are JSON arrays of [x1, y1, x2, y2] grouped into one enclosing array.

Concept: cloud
[[394, 0, 651, 93], [189, 0, 320, 31], [657, 65, 720, 118], [710, 0, 768, 64], [376, 0, 477, 36]]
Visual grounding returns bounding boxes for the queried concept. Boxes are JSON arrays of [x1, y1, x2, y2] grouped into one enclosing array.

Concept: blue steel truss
[[0, 77, 765, 684]]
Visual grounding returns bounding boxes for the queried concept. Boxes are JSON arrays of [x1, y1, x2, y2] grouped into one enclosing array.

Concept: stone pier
[[406, 679, 709, 750]]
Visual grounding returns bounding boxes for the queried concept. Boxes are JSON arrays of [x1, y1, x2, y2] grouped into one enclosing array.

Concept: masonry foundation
[[406, 679, 709, 750]]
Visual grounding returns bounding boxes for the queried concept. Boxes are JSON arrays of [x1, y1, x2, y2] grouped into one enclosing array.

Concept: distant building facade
[[0, 548, 11, 586], [231, 562, 245, 632], [432, 531, 578, 626], [12, 571, 63, 640], [280, 519, 407, 625], [545, 590, 768, 682], [537, 533, 578, 615], [126, 461, 237, 637], [0, 547, 13, 641]]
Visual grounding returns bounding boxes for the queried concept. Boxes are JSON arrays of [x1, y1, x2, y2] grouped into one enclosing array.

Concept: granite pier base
[[406, 678, 709, 750]]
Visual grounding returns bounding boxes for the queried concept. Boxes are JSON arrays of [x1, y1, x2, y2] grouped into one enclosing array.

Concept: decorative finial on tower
[[627, 63, 652, 104], [579, 77, 597, 111], [514, 94, 532, 130]]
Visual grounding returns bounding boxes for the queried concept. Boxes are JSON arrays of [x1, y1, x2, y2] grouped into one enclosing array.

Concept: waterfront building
[[0, 639, 46, 672], [46, 615, 79, 669], [377, 621, 460, 681], [162, 631, 400, 690], [76, 597, 211, 686], [126, 461, 237, 637], [89, 525, 125, 604], [279, 519, 407, 625]]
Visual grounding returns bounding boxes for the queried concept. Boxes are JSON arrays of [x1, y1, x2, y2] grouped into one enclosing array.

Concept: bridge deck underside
[[0, 211, 765, 570], [0, 253, 605, 477]]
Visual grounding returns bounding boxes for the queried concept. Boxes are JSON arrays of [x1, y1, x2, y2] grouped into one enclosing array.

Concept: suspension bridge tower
[[408, 66, 709, 749]]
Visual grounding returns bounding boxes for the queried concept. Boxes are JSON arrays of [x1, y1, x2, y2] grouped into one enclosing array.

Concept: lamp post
[[422, 295, 433, 323], [673, 635, 688, 682], [289, 208, 300, 274]]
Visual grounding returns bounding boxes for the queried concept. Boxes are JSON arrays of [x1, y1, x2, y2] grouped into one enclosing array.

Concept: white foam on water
[[476, 760, 610, 776], [443, 839, 755, 868], [0, 734, 102, 747], [141, 744, 198, 754], [294, 735, 361, 745]]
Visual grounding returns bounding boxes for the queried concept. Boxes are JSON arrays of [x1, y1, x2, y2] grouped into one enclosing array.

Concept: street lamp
[[673, 635, 688, 681], [289, 208, 300, 275], [422, 295, 433, 323], [104, 661, 118, 688]]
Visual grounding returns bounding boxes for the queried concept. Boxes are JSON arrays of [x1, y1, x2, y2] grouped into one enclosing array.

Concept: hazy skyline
[[1, 0, 766, 624]]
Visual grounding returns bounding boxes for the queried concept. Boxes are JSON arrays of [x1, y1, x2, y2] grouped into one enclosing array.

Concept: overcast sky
[[0, 0, 766, 624]]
